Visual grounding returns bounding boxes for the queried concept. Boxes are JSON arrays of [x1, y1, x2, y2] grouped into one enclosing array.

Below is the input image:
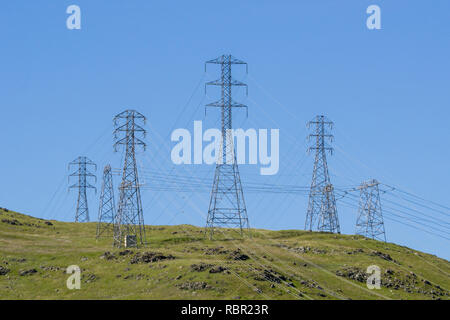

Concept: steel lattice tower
[[96, 165, 116, 238], [113, 110, 147, 247], [68, 156, 97, 223], [305, 115, 340, 233], [356, 179, 386, 241], [205, 54, 250, 239]]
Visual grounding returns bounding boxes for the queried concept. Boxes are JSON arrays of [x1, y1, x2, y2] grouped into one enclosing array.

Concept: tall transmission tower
[[96, 164, 116, 238], [305, 115, 340, 233], [68, 156, 97, 223], [113, 110, 147, 248], [356, 179, 386, 241], [204, 54, 250, 239]]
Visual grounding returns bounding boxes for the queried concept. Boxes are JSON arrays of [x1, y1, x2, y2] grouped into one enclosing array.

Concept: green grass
[[0, 208, 449, 300]]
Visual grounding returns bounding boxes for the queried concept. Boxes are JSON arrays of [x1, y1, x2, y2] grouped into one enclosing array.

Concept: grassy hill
[[0, 208, 449, 300]]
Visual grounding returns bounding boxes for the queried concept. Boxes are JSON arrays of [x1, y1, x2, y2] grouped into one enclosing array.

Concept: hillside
[[0, 208, 449, 300]]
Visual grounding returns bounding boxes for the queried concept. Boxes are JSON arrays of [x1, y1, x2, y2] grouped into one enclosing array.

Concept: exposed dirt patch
[[176, 281, 213, 290], [118, 250, 133, 256], [84, 274, 98, 283], [40, 265, 61, 272], [191, 263, 214, 272], [203, 246, 229, 255], [371, 251, 394, 261], [19, 268, 37, 276], [299, 279, 323, 290], [130, 252, 175, 264], [2, 219, 23, 226], [209, 266, 228, 274], [228, 249, 250, 261], [100, 252, 117, 260], [1, 218, 42, 228], [346, 248, 364, 255], [335, 267, 367, 282], [273, 243, 327, 254], [135, 274, 146, 280], [254, 268, 290, 284], [0, 266, 10, 275], [383, 270, 449, 297], [292, 246, 327, 254], [190, 263, 228, 274], [335, 266, 449, 298]]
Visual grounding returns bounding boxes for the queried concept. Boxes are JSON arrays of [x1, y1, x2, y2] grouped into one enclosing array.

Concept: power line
[[380, 198, 450, 228], [336, 187, 450, 230], [381, 184, 450, 217], [336, 191, 450, 241]]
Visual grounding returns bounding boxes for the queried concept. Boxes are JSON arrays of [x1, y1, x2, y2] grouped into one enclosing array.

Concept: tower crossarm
[[205, 55, 248, 67]]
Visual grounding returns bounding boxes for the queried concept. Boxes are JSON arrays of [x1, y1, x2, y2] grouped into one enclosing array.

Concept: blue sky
[[0, 1, 449, 260]]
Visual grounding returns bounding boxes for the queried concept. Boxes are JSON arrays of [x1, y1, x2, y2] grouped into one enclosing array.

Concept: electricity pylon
[[96, 164, 116, 238], [356, 179, 386, 241], [305, 115, 340, 233], [113, 110, 147, 247], [204, 54, 250, 239], [68, 156, 97, 223]]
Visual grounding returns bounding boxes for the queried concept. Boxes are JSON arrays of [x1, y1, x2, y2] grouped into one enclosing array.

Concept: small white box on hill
[[125, 235, 137, 248]]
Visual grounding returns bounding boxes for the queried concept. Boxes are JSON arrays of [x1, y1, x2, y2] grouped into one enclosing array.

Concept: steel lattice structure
[[113, 110, 147, 247], [356, 179, 386, 241], [96, 164, 116, 238], [305, 115, 340, 233], [205, 54, 250, 239], [68, 156, 97, 223]]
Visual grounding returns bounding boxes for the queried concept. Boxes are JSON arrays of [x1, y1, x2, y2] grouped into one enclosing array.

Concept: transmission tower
[[113, 110, 147, 248], [96, 165, 116, 238], [356, 179, 386, 241], [68, 156, 97, 223], [305, 115, 340, 233], [204, 54, 250, 239]]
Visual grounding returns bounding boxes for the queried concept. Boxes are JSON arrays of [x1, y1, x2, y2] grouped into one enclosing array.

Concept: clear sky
[[1, 1, 449, 260]]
